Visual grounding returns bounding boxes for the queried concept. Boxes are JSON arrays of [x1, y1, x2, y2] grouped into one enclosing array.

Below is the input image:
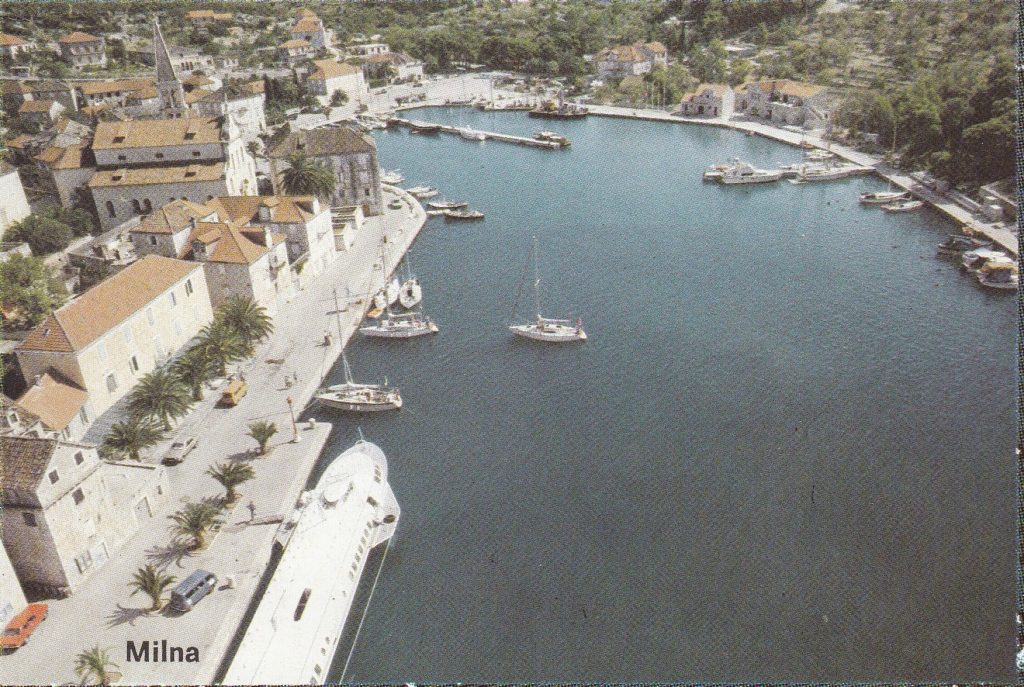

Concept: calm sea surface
[[315, 109, 1016, 682]]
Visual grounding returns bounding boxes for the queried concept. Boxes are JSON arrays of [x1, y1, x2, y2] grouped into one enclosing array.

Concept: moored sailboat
[[509, 236, 586, 343], [315, 352, 402, 412]]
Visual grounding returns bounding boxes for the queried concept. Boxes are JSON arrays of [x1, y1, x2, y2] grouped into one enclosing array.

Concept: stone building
[[57, 32, 106, 69], [0, 436, 168, 598], [0, 163, 31, 239], [33, 143, 96, 209], [595, 42, 667, 79], [678, 83, 734, 118], [735, 79, 830, 128], [305, 59, 367, 102], [17, 98, 65, 128], [10, 373, 91, 442], [277, 39, 314, 65], [360, 52, 424, 83], [290, 9, 329, 49], [0, 541, 27, 627], [87, 116, 257, 230], [267, 125, 383, 217], [14, 255, 214, 426]]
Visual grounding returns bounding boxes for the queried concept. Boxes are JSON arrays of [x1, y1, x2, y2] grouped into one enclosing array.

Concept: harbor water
[[315, 109, 1016, 682]]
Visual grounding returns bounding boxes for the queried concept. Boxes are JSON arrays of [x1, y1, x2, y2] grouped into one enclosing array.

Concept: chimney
[[190, 217, 198, 231], [258, 202, 272, 223], [264, 227, 272, 248]]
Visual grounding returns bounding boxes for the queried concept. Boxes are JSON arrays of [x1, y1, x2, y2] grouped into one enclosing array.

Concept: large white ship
[[222, 440, 400, 685]]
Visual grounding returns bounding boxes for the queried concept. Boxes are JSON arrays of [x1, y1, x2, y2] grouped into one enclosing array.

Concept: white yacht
[[860, 190, 910, 204], [961, 248, 1008, 275], [976, 258, 1018, 290], [405, 186, 438, 199], [380, 169, 404, 185], [881, 199, 924, 212], [360, 311, 439, 338], [797, 164, 869, 182], [510, 236, 586, 343], [719, 161, 783, 184], [315, 353, 402, 412], [222, 439, 400, 686], [372, 277, 402, 310], [458, 127, 486, 141]]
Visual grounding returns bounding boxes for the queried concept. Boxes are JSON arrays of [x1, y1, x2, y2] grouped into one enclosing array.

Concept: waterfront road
[[2, 188, 425, 685]]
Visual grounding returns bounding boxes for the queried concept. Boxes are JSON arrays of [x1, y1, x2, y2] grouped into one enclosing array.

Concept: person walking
[[247, 501, 256, 521]]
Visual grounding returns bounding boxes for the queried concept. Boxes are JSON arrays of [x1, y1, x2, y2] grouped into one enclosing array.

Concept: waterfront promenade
[[2, 188, 425, 685], [585, 104, 1018, 257]]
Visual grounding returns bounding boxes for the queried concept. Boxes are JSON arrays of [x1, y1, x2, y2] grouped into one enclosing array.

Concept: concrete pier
[[389, 116, 562, 149]]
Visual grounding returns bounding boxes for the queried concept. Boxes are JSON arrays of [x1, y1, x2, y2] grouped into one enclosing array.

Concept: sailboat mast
[[333, 286, 345, 341], [342, 350, 353, 384], [532, 236, 542, 318]]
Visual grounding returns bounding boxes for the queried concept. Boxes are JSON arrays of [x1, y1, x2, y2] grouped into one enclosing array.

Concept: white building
[[0, 163, 31, 240], [14, 255, 214, 426], [595, 42, 667, 79], [305, 59, 367, 102], [277, 39, 314, 65], [0, 541, 27, 627], [57, 32, 106, 69], [0, 33, 33, 61], [0, 437, 168, 598]]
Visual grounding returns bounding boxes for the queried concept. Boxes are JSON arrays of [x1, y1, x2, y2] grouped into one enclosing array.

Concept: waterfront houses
[[678, 83, 734, 117], [306, 59, 368, 102], [0, 163, 31, 237], [0, 436, 168, 598], [57, 31, 106, 69], [735, 79, 831, 129], [595, 41, 667, 79], [267, 125, 383, 217], [360, 51, 425, 83], [14, 255, 214, 426], [87, 116, 258, 230]]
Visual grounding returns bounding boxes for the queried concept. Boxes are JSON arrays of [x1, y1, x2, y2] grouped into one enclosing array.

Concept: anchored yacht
[[222, 440, 400, 686]]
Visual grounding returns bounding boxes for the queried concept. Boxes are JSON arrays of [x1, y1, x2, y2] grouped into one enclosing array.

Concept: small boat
[[372, 277, 401, 310], [426, 209, 445, 217], [406, 186, 438, 199], [443, 209, 484, 220], [427, 200, 468, 210], [409, 120, 441, 134], [381, 169, 404, 185], [399, 278, 422, 308], [961, 248, 1008, 274], [804, 149, 835, 162], [360, 311, 438, 338], [703, 163, 733, 181], [797, 165, 861, 182], [315, 353, 402, 412], [458, 127, 486, 141], [509, 236, 586, 343], [719, 160, 783, 185], [533, 131, 570, 147], [882, 199, 924, 213], [860, 190, 910, 204], [976, 259, 1019, 290], [937, 234, 989, 256]]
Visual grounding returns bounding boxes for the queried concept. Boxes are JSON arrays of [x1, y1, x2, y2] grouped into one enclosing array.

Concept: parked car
[[161, 436, 198, 466], [169, 570, 218, 613], [0, 603, 48, 652], [220, 379, 248, 406]]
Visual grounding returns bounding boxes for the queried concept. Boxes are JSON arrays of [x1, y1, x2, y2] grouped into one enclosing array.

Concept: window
[[79, 407, 89, 424], [106, 201, 116, 218], [365, 189, 370, 197], [185, 279, 193, 296], [129, 355, 139, 373], [72, 488, 85, 505], [155, 152, 164, 159], [149, 235, 157, 246], [143, 199, 152, 212], [117, 154, 127, 161], [192, 151, 201, 157], [154, 335, 165, 358], [184, 132, 196, 140], [113, 136, 125, 143], [48, 470, 59, 484], [294, 588, 312, 620], [22, 512, 36, 527], [74, 451, 85, 465], [146, 307, 154, 325], [105, 372, 118, 393], [169, 291, 177, 307]]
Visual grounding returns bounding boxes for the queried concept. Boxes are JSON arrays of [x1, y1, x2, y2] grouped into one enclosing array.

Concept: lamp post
[[287, 396, 300, 443]]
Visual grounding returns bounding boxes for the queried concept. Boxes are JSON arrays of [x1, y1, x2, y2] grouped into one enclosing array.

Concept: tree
[[279, 153, 336, 200], [330, 89, 349, 106], [169, 502, 223, 550], [196, 320, 247, 376], [207, 461, 256, 505], [728, 58, 752, 87], [74, 647, 119, 686], [0, 253, 67, 330], [5, 213, 74, 255], [127, 367, 192, 431], [102, 418, 165, 462], [246, 420, 278, 455], [128, 564, 176, 612], [172, 348, 216, 401]]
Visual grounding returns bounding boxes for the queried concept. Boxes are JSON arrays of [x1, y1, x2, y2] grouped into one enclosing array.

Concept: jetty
[[388, 116, 562, 149]]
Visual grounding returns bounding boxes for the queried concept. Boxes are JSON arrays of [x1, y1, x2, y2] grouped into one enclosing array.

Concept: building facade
[[0, 541, 27, 627], [735, 79, 829, 128], [0, 33, 33, 61], [0, 163, 31, 239], [290, 9, 329, 49], [15, 255, 214, 425], [58, 32, 106, 68], [678, 83, 734, 117], [306, 59, 367, 101]]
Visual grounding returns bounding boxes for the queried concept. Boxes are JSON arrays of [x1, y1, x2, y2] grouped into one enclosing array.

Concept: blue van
[[170, 570, 217, 613]]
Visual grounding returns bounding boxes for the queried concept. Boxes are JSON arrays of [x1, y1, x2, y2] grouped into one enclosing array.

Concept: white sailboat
[[360, 311, 439, 338], [398, 254, 422, 309], [315, 352, 402, 412], [509, 236, 586, 343]]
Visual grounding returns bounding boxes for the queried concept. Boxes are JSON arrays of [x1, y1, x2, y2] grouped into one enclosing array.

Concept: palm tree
[[280, 152, 335, 200], [206, 462, 256, 505], [172, 347, 216, 401], [102, 419, 165, 461], [74, 646, 119, 686], [128, 564, 176, 612], [218, 297, 274, 351], [169, 502, 223, 550], [197, 320, 247, 376], [127, 367, 192, 431], [247, 420, 278, 455]]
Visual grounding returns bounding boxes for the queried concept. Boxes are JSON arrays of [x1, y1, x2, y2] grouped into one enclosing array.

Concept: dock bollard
[[308, 418, 317, 430]]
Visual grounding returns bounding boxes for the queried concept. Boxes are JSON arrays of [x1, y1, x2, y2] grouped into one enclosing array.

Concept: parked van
[[220, 379, 247, 406], [170, 570, 218, 613]]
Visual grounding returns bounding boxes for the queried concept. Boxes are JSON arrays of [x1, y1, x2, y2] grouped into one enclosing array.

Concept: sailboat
[[361, 256, 437, 338], [371, 240, 402, 310], [315, 351, 402, 412], [398, 254, 422, 309], [509, 236, 586, 343]]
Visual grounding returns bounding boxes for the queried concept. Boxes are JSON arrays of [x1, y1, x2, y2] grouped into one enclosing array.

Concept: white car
[[162, 436, 198, 466]]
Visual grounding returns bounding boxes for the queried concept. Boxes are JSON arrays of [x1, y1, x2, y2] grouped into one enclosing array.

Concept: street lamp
[[287, 396, 300, 443]]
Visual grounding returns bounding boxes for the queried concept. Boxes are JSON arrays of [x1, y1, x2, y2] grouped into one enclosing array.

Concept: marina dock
[[388, 117, 562, 149]]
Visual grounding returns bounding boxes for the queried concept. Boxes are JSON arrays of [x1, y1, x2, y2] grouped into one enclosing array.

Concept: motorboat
[[961, 248, 1008, 274], [976, 258, 1019, 290], [380, 169, 404, 185], [798, 165, 854, 182], [804, 149, 835, 162], [425, 209, 445, 217], [406, 186, 438, 199], [860, 190, 910, 204], [509, 236, 586, 343], [372, 277, 401, 310], [409, 120, 441, 134], [315, 354, 402, 412], [937, 234, 989, 256], [882, 199, 924, 212], [443, 209, 484, 220], [703, 162, 735, 181], [719, 161, 783, 185], [360, 311, 439, 338], [533, 131, 570, 147], [427, 200, 468, 210], [458, 127, 486, 141]]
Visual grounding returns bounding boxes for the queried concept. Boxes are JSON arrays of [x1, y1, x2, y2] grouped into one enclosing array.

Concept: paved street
[[1, 188, 425, 685]]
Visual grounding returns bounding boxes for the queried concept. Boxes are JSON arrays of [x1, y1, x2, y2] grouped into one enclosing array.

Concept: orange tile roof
[[93, 117, 221, 149], [189, 222, 276, 264], [15, 372, 88, 432], [242, 80, 264, 94], [296, 8, 318, 18], [308, 59, 360, 80], [19, 255, 202, 353], [207, 195, 320, 224], [185, 87, 214, 104], [6, 134, 34, 149], [88, 162, 225, 188], [644, 41, 667, 54], [77, 78, 154, 96], [125, 86, 159, 101], [187, 9, 214, 18], [59, 31, 102, 44], [278, 38, 312, 49], [133, 199, 215, 234], [34, 143, 91, 170], [183, 74, 215, 87], [0, 33, 28, 47], [739, 79, 823, 98], [292, 18, 322, 33], [18, 99, 59, 113]]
